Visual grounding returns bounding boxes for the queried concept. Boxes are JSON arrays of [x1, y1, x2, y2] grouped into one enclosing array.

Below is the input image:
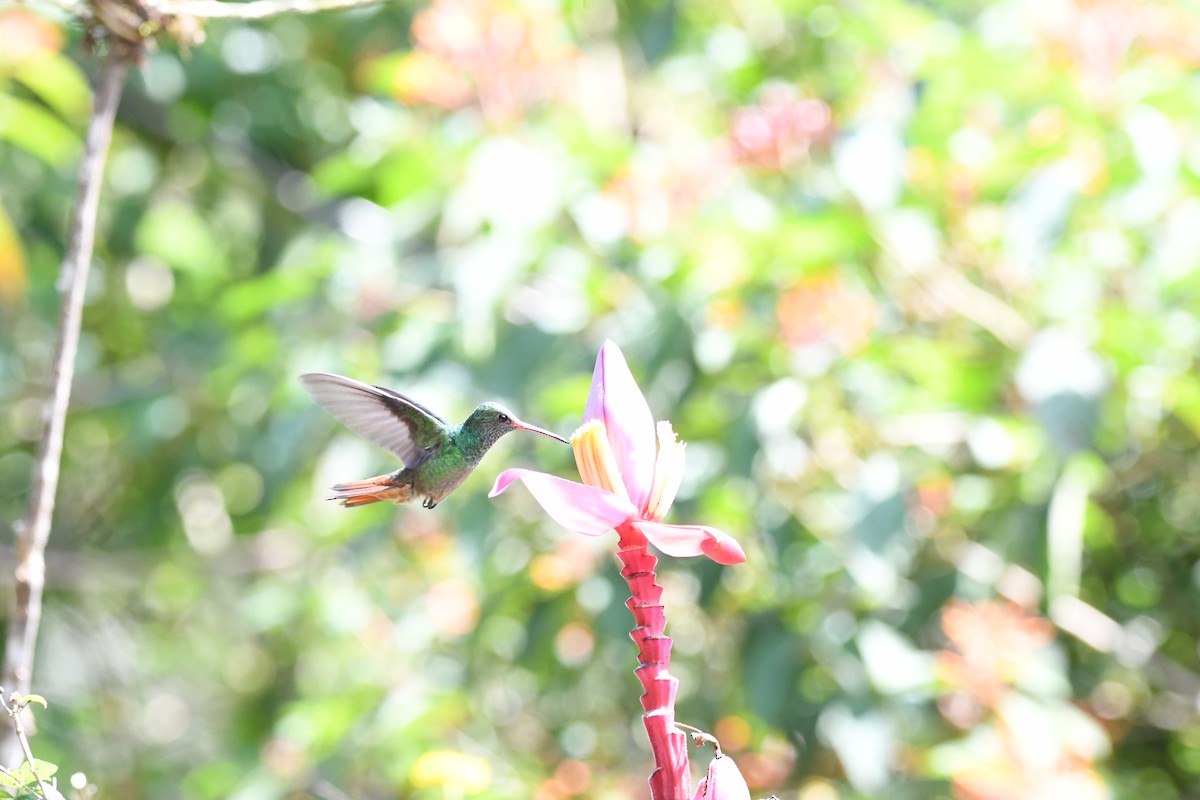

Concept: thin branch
[[1051, 595, 1200, 701], [874, 236, 1033, 350], [311, 779, 354, 800], [1, 51, 129, 766], [153, 0, 387, 20]]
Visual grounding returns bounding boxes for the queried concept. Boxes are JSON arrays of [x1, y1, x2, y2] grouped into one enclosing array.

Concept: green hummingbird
[[300, 372, 568, 509]]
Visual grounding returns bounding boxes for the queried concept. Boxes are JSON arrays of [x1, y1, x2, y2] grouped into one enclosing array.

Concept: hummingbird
[[300, 372, 569, 509]]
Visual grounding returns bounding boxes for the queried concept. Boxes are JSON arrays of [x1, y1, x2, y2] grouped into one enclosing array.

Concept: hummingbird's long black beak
[[513, 418, 570, 444]]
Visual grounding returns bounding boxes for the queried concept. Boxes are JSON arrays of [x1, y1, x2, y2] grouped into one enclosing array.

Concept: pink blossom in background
[[388, 0, 578, 119], [730, 85, 832, 171]]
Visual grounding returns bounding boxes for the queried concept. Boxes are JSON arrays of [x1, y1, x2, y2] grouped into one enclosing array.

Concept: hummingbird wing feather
[[299, 373, 452, 468]]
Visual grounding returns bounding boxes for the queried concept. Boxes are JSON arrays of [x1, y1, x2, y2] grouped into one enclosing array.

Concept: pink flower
[[489, 340, 745, 565], [693, 754, 752, 800]]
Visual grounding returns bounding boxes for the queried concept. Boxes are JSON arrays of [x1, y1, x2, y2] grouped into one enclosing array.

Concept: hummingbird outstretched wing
[[299, 373, 452, 468]]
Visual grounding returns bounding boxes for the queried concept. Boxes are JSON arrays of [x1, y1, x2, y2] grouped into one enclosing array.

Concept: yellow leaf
[[410, 750, 492, 794], [0, 203, 26, 303]]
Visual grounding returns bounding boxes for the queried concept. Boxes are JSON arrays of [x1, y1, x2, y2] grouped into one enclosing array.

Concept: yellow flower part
[[646, 421, 686, 522], [570, 420, 630, 501], [410, 750, 492, 794]]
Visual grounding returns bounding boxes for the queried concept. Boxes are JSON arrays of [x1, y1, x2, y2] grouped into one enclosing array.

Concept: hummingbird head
[[464, 402, 569, 449]]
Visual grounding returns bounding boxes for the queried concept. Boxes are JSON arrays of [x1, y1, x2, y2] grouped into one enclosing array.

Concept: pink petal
[[633, 522, 747, 565], [692, 755, 751, 800], [489, 468, 636, 536], [583, 340, 657, 513]]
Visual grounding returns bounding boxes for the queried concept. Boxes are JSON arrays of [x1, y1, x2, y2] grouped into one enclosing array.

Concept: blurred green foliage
[[5, 0, 1200, 797]]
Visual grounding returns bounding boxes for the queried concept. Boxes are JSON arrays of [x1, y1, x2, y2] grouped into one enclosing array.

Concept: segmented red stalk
[[616, 522, 691, 800]]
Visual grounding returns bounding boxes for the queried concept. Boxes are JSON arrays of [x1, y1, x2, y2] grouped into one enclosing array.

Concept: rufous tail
[[329, 475, 414, 507]]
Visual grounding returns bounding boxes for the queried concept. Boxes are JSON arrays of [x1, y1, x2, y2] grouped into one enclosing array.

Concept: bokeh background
[[4, 0, 1200, 796]]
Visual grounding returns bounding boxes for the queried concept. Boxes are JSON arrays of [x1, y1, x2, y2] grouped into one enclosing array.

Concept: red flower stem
[[615, 522, 691, 800]]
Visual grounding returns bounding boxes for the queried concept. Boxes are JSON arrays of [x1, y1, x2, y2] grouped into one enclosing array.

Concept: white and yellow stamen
[[646, 420, 686, 522], [570, 419, 630, 501]]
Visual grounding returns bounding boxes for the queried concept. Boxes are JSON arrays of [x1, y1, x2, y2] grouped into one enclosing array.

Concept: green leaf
[[12, 54, 92, 124], [0, 94, 80, 166], [310, 150, 374, 197], [134, 201, 225, 276], [217, 269, 319, 324], [20, 695, 46, 709], [0, 759, 57, 790]]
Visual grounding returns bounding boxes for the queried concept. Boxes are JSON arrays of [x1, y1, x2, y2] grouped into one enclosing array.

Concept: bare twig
[[311, 779, 354, 800], [1, 51, 129, 766], [1052, 595, 1200, 706], [153, 0, 387, 20], [908, 265, 1033, 349], [874, 232, 1033, 350]]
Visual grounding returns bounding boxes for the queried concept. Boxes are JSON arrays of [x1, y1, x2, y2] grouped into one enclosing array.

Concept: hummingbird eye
[[498, 413, 510, 423]]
